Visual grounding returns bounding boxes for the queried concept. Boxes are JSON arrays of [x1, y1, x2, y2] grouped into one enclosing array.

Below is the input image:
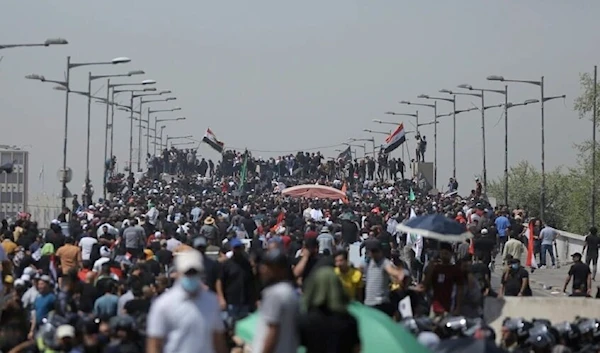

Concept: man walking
[[583, 226, 600, 280], [539, 224, 558, 269]]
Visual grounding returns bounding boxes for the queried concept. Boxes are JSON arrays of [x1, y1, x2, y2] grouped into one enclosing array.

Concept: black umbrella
[[434, 338, 507, 353]]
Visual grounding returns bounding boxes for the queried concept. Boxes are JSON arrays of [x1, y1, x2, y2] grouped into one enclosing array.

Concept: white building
[[0, 146, 29, 220]]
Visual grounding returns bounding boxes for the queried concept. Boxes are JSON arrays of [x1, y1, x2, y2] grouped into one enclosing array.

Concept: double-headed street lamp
[[152, 109, 183, 154], [456, 83, 506, 192], [487, 75, 566, 221], [86, 70, 145, 189], [132, 93, 174, 171], [113, 82, 157, 171], [139, 97, 176, 161], [0, 38, 68, 50], [399, 100, 438, 188], [349, 138, 376, 157], [26, 56, 131, 208]]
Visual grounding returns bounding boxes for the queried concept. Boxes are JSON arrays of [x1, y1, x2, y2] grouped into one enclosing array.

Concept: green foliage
[[487, 71, 599, 235]]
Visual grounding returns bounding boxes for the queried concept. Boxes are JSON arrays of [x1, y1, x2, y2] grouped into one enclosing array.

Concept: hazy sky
[[0, 1, 597, 199]]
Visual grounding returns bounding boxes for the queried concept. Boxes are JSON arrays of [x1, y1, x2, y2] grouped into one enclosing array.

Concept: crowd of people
[[0, 146, 597, 353]]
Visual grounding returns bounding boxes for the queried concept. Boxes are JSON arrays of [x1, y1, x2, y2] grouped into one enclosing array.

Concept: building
[[0, 146, 29, 220]]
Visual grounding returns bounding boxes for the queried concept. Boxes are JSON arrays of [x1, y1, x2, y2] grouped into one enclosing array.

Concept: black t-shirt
[[298, 309, 360, 353], [377, 232, 394, 258], [124, 298, 151, 317], [155, 249, 173, 267], [502, 267, 531, 296], [585, 235, 600, 257], [473, 236, 495, 264], [569, 262, 591, 292], [340, 221, 359, 245], [219, 256, 256, 306], [295, 254, 320, 283], [470, 262, 491, 289]]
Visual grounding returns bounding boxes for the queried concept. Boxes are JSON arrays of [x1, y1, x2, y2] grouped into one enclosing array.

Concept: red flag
[[270, 211, 286, 233], [341, 182, 349, 204]]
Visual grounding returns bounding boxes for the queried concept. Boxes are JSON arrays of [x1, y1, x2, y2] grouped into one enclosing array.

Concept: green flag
[[238, 152, 248, 191], [409, 187, 415, 201]]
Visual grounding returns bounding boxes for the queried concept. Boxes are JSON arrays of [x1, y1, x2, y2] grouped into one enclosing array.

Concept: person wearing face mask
[[146, 250, 228, 353], [499, 258, 532, 298]]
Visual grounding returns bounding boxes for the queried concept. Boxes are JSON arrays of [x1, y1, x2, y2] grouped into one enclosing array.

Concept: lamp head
[[127, 70, 145, 76], [166, 97, 176, 101], [399, 101, 411, 104], [372, 119, 382, 123], [25, 74, 46, 81], [524, 99, 539, 104], [176, 117, 186, 121], [53, 86, 67, 91], [44, 38, 68, 46], [172, 107, 182, 111], [141, 79, 156, 85], [457, 84, 473, 90], [159, 90, 172, 94], [143, 87, 157, 91], [486, 75, 505, 81], [111, 57, 131, 64], [417, 94, 429, 99], [439, 89, 453, 94]]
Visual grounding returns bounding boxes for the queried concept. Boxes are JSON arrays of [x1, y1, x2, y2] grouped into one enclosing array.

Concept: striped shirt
[[364, 258, 391, 306]]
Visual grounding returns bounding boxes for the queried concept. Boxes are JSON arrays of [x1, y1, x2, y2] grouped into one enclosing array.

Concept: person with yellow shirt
[[334, 250, 363, 302]]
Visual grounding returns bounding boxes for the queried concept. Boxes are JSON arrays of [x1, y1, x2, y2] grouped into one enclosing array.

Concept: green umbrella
[[235, 302, 430, 353]]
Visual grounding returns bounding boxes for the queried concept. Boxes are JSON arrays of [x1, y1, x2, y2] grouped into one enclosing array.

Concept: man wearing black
[[583, 227, 600, 280], [292, 238, 321, 287], [500, 258, 531, 297], [563, 253, 592, 296]]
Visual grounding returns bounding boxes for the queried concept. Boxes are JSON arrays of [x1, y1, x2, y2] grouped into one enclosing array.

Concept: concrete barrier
[[554, 229, 585, 266], [484, 296, 600, 342]]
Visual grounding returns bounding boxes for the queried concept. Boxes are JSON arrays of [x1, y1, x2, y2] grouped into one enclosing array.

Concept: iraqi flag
[[383, 123, 406, 154], [202, 128, 225, 154]]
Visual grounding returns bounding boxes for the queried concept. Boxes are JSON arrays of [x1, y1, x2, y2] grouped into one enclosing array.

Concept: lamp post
[[139, 97, 176, 164], [133, 93, 173, 171], [349, 138, 376, 157], [455, 84, 506, 193], [0, 38, 68, 50], [25, 56, 131, 208], [87, 70, 144, 197], [166, 135, 193, 148], [152, 110, 184, 154], [487, 75, 566, 220], [418, 94, 458, 179], [343, 143, 367, 158], [112, 82, 157, 172], [399, 100, 438, 188]]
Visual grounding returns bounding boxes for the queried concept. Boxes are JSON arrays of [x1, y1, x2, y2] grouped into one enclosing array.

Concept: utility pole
[[593, 66, 598, 225]]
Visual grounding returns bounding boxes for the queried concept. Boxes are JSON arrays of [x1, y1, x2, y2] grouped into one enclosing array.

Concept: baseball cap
[[175, 250, 204, 274], [229, 237, 243, 248], [56, 325, 76, 339], [571, 252, 582, 259]]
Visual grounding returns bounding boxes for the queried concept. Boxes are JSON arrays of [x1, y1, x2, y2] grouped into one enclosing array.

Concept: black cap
[[571, 252, 582, 259]]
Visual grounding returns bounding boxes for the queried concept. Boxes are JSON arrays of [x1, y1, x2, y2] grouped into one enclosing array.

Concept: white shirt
[[92, 257, 110, 273], [147, 283, 224, 353], [310, 208, 324, 222], [79, 237, 98, 261]]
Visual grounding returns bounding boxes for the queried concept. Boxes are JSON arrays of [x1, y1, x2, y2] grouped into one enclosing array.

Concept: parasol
[[281, 184, 346, 200], [397, 214, 472, 242], [235, 302, 429, 353]]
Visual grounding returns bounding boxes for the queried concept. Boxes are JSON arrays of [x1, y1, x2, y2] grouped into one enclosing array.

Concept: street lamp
[[456, 84, 506, 192], [487, 75, 566, 220], [349, 137, 376, 157], [400, 100, 439, 188], [111, 83, 158, 172], [137, 97, 177, 168], [86, 70, 145, 194], [151, 109, 183, 154], [0, 38, 68, 50], [26, 56, 131, 208]]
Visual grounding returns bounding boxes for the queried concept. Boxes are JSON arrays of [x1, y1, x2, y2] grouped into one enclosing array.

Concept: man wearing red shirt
[[423, 243, 464, 316]]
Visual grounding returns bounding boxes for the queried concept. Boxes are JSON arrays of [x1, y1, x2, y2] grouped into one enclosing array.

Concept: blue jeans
[[540, 244, 555, 266]]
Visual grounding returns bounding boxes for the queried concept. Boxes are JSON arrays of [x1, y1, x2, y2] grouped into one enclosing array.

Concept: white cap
[[23, 267, 35, 276], [20, 274, 31, 282], [175, 250, 204, 274], [56, 325, 76, 339], [100, 246, 111, 258]]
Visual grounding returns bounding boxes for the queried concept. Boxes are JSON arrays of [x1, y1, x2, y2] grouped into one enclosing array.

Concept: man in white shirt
[[78, 232, 98, 261], [146, 250, 228, 353]]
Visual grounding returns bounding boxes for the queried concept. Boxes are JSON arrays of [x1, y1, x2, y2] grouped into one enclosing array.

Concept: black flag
[[0, 161, 14, 174], [337, 146, 352, 162]]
